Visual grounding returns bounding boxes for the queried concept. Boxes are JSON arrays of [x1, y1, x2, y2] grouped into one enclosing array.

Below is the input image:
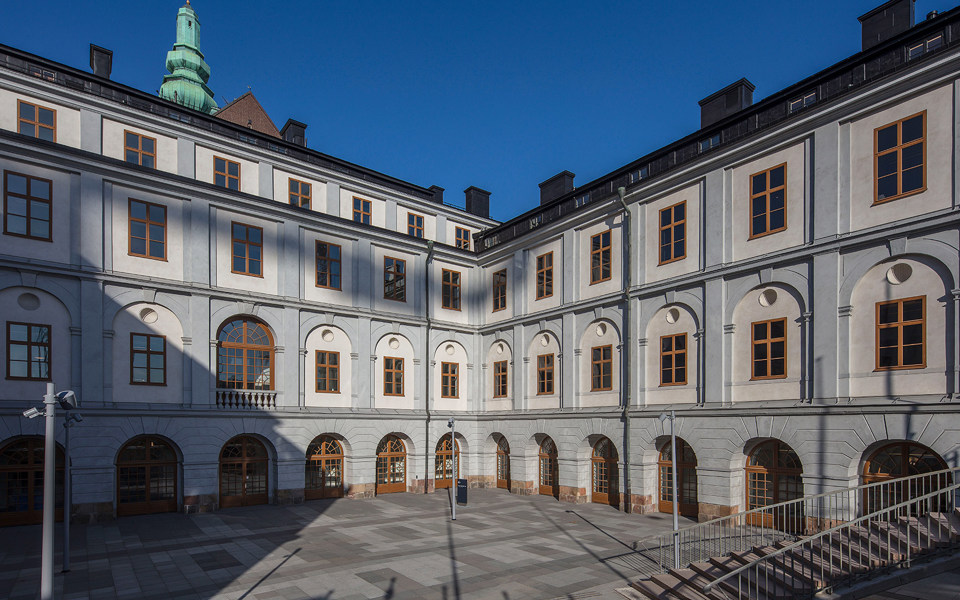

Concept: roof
[[214, 91, 280, 138]]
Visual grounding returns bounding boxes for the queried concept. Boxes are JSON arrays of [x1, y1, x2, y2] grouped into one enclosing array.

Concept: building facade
[[0, 0, 958, 525]]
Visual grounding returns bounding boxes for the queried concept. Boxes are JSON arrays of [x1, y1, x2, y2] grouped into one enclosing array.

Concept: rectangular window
[[383, 357, 404, 396], [494, 360, 508, 398], [699, 134, 720, 153], [537, 354, 555, 395], [591, 345, 613, 391], [492, 269, 507, 312], [289, 178, 311, 208], [6, 322, 50, 381], [407, 213, 424, 238], [3, 171, 52, 241], [877, 296, 925, 370], [875, 111, 925, 204], [659, 201, 686, 265], [750, 164, 787, 238], [384, 256, 406, 302], [536, 251, 553, 300], [908, 34, 943, 60], [441, 362, 459, 398], [128, 199, 166, 260], [441, 269, 461, 310], [124, 130, 156, 168], [17, 100, 56, 142], [231, 222, 263, 277], [214, 157, 240, 190], [590, 230, 612, 284], [315, 241, 341, 290], [660, 333, 687, 386], [353, 197, 371, 224], [316, 350, 340, 393], [455, 227, 471, 250], [130, 333, 165, 385], [788, 92, 816, 114], [752, 318, 787, 380]]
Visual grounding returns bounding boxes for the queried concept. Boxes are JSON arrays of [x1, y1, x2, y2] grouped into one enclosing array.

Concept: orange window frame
[[751, 318, 787, 380], [230, 222, 263, 277], [124, 130, 157, 168], [591, 345, 613, 391], [3, 171, 53, 242], [407, 213, 424, 238], [660, 333, 687, 386], [128, 198, 167, 260], [315, 350, 340, 393], [537, 353, 555, 395], [383, 356, 404, 396], [492, 269, 507, 312], [455, 227, 471, 250], [658, 201, 686, 265], [536, 251, 554, 300], [441, 269, 461, 310], [876, 296, 926, 371], [289, 178, 311, 209], [383, 256, 406, 302], [874, 111, 926, 204], [494, 360, 508, 397], [353, 197, 371, 224], [17, 100, 56, 142], [130, 333, 166, 386], [441, 361, 459, 398], [214, 156, 240, 190], [749, 163, 787, 239], [590, 230, 612, 284]]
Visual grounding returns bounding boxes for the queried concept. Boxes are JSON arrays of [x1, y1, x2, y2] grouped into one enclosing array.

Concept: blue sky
[[0, 1, 942, 221]]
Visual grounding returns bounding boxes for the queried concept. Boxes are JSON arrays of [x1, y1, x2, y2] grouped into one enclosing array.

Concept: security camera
[[22, 407, 42, 419], [447, 417, 454, 428], [56, 390, 77, 410], [658, 412, 668, 422]]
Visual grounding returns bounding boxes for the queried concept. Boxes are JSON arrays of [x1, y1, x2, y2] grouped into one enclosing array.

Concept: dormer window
[[629, 166, 648, 184], [907, 33, 943, 60], [699, 134, 720, 153], [788, 92, 816, 114]]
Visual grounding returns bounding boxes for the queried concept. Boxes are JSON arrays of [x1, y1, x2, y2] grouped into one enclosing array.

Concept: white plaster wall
[[644, 305, 699, 405], [0, 88, 81, 149], [374, 333, 415, 409], [110, 186, 184, 281], [578, 216, 623, 301], [527, 237, 563, 313], [0, 159, 72, 264], [849, 85, 953, 232], [304, 325, 352, 408], [526, 331, 561, 409], [431, 260, 469, 326], [848, 258, 947, 397], [111, 302, 184, 404], [339, 189, 386, 228], [273, 168, 326, 212], [0, 287, 71, 402], [215, 210, 279, 295], [102, 119, 177, 174], [644, 183, 700, 284], [302, 229, 353, 306], [484, 258, 513, 324], [397, 204, 436, 240], [432, 340, 469, 412], [195, 146, 258, 193], [485, 340, 513, 411], [578, 320, 620, 407], [730, 142, 805, 261], [731, 285, 803, 402], [371, 245, 417, 318]]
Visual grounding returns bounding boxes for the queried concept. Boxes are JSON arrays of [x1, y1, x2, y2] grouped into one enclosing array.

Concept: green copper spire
[[159, 1, 218, 114]]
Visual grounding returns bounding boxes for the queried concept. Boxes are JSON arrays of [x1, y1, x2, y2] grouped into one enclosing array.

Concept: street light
[[659, 410, 681, 569], [447, 417, 456, 521], [62, 410, 82, 573]]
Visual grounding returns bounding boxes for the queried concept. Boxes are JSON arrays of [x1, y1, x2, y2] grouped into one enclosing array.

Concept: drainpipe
[[424, 241, 435, 493], [617, 187, 632, 513]]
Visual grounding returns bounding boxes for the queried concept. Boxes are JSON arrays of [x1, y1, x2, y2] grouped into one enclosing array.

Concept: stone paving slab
[[0, 489, 684, 599]]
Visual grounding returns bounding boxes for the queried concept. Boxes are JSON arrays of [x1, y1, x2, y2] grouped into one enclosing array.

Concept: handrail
[[702, 475, 960, 595]]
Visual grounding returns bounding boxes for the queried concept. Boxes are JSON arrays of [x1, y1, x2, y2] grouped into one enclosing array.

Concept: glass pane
[[902, 116, 923, 143], [752, 173, 766, 195], [753, 322, 767, 340], [31, 201, 49, 221], [879, 327, 899, 347], [227, 161, 239, 176], [214, 174, 226, 187], [37, 108, 54, 127], [878, 347, 898, 367], [769, 189, 785, 211], [902, 324, 923, 345], [7, 196, 27, 216], [877, 174, 898, 200], [902, 345, 923, 366], [901, 143, 923, 170], [142, 138, 155, 154], [770, 320, 785, 338], [878, 303, 899, 324], [7, 174, 27, 195], [673, 203, 684, 222], [877, 152, 898, 177], [770, 166, 785, 189], [131, 238, 146, 255], [902, 166, 923, 194], [31, 179, 50, 200], [20, 123, 35, 138], [769, 209, 785, 231], [19, 103, 35, 120], [877, 124, 898, 152], [902, 299, 923, 321], [660, 209, 671, 228], [149, 241, 164, 257]]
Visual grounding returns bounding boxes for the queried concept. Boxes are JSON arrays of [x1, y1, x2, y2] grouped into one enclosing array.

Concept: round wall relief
[[139, 308, 159, 324], [388, 337, 400, 350], [17, 293, 40, 311], [758, 289, 778, 307], [665, 308, 680, 324], [540, 334, 550, 347], [886, 263, 913, 285], [496, 342, 504, 355], [445, 343, 455, 356], [596, 322, 607, 336], [321, 329, 335, 342]]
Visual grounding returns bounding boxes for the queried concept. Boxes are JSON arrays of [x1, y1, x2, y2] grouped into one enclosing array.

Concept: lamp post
[[659, 410, 680, 569], [62, 411, 83, 573], [448, 417, 457, 520]]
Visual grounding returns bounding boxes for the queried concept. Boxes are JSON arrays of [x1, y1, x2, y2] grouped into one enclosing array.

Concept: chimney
[[89, 44, 113, 79], [698, 78, 755, 128], [428, 185, 445, 204], [859, 0, 916, 51], [280, 119, 307, 147], [539, 171, 575, 205], [464, 186, 490, 219]]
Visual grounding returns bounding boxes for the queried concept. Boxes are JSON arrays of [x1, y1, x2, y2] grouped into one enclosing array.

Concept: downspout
[[616, 187, 632, 513], [424, 240, 435, 493]]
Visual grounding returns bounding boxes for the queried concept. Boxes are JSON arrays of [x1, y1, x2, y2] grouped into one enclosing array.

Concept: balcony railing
[[215, 389, 276, 409]]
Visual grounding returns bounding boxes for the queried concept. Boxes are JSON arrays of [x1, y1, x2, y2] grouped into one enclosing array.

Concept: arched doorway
[[863, 442, 950, 514], [116, 436, 179, 516], [658, 438, 698, 518], [376, 436, 406, 494], [539, 437, 559, 498], [305, 436, 344, 500], [496, 436, 510, 490], [216, 318, 274, 390], [0, 437, 64, 527], [745, 440, 803, 528], [591, 437, 619, 507], [435, 434, 459, 489], [219, 436, 269, 508]]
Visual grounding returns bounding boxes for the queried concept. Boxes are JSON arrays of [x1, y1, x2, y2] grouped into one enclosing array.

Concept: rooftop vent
[[698, 78, 754, 128], [539, 171, 575, 205], [859, 0, 916, 51], [428, 185, 445, 204], [89, 44, 113, 79], [464, 186, 490, 219], [280, 119, 307, 147]]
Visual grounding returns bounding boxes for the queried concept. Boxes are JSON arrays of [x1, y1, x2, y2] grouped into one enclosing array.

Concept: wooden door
[[376, 436, 406, 494], [496, 437, 510, 490], [539, 438, 558, 498], [220, 436, 269, 508], [117, 437, 178, 516], [305, 437, 344, 500]]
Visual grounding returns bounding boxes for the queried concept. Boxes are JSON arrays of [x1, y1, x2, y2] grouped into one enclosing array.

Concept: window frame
[[494, 360, 508, 398], [441, 361, 459, 398], [536, 251, 554, 300], [658, 201, 687, 265], [383, 256, 406, 302], [353, 197, 372, 224], [289, 178, 311, 209], [6, 321, 51, 381], [660, 333, 687, 387], [230, 221, 264, 278], [17, 100, 56, 142], [492, 268, 507, 312], [455, 227, 471, 250], [441, 268, 461, 311], [216, 318, 274, 390], [875, 296, 926, 371], [129, 332, 166, 386], [748, 163, 788, 239], [315, 241, 342, 290], [383, 356, 404, 396], [537, 353, 555, 395], [128, 198, 167, 261], [3, 171, 53, 242], [873, 110, 926, 205], [591, 345, 613, 391], [590, 229, 612, 284], [407, 213, 424, 238], [123, 130, 157, 168], [315, 350, 340, 393], [751, 317, 788, 381], [213, 156, 241, 191]]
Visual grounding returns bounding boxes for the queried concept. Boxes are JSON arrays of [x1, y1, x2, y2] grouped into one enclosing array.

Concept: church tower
[[159, 1, 218, 114]]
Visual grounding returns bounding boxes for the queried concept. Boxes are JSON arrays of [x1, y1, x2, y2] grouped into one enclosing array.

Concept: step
[[910, 514, 959, 547], [868, 520, 923, 555], [823, 530, 883, 570], [846, 523, 906, 563], [651, 572, 716, 600], [630, 578, 673, 600], [756, 543, 841, 585], [698, 555, 798, 600], [726, 549, 804, 599], [671, 568, 735, 600]]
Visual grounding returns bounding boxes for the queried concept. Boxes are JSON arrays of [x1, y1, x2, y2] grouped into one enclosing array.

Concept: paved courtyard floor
[[0, 489, 687, 600]]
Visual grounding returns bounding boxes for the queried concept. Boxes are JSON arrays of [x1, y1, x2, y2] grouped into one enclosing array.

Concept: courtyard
[[0, 489, 688, 600]]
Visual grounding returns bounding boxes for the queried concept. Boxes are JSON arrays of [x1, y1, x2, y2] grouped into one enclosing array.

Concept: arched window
[[305, 437, 344, 500], [658, 438, 698, 518], [219, 436, 269, 508], [496, 436, 510, 490], [217, 318, 274, 390], [863, 442, 950, 514], [592, 437, 619, 507], [117, 436, 178, 516], [746, 440, 803, 528], [539, 437, 558, 499], [435, 434, 460, 489], [0, 437, 63, 527], [376, 436, 406, 494]]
